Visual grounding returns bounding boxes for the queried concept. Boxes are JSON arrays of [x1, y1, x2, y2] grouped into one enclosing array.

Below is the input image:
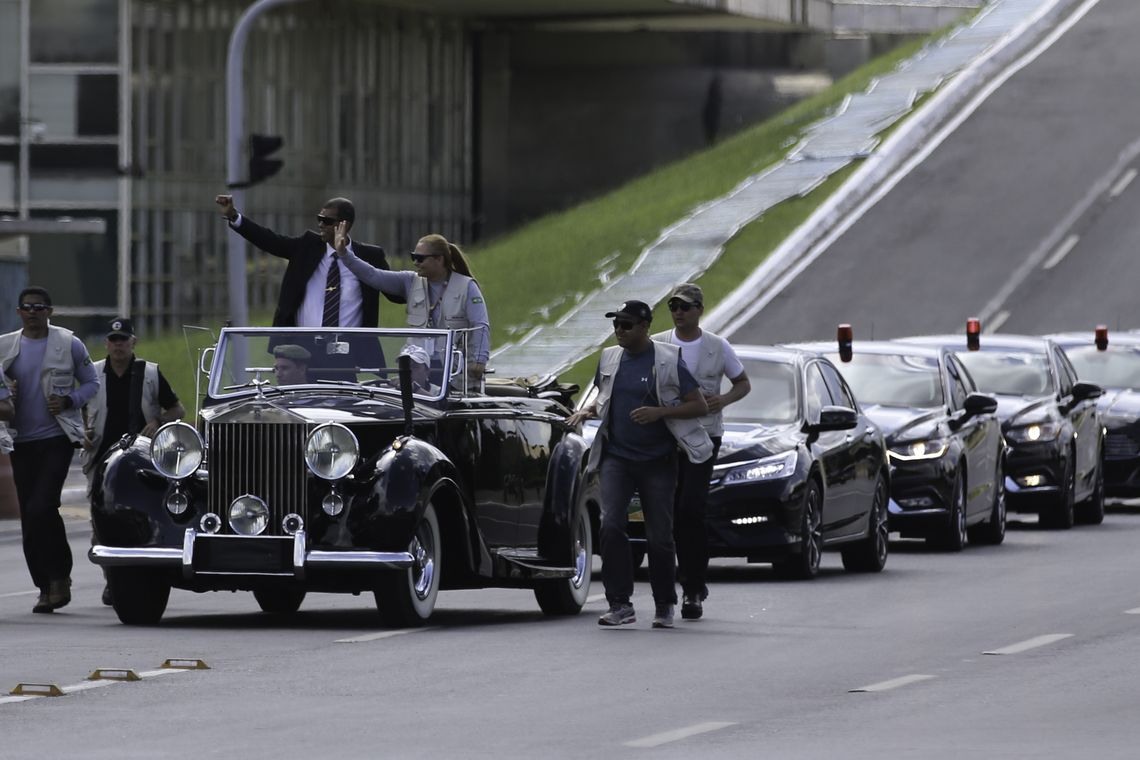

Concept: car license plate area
[[193, 535, 294, 575]]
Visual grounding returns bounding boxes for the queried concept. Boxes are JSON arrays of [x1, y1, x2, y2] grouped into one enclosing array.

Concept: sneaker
[[652, 604, 675, 629], [47, 578, 71, 611], [681, 593, 703, 620], [598, 603, 636, 626], [102, 584, 114, 607], [32, 590, 53, 614]]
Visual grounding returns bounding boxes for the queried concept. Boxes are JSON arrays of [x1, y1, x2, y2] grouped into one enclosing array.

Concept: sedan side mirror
[[810, 405, 858, 433], [962, 392, 998, 417], [1071, 381, 1103, 402]]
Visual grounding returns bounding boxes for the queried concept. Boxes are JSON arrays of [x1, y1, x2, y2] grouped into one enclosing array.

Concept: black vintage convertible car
[[792, 336, 1005, 549], [902, 329, 1104, 529], [1050, 327, 1140, 499], [89, 327, 593, 626]]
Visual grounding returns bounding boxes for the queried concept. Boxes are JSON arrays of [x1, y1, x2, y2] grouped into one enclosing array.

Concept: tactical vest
[[83, 358, 161, 468], [586, 341, 713, 472], [406, 274, 473, 330], [653, 328, 728, 437], [0, 324, 86, 444]]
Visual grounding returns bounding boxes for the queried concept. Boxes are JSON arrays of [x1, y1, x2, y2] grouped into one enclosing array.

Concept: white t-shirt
[[666, 330, 745, 384]]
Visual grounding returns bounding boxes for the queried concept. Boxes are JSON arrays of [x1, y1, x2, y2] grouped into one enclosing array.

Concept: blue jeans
[[599, 453, 678, 607]]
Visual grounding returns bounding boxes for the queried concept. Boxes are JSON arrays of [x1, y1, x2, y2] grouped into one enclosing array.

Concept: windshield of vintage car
[[208, 328, 474, 399], [725, 359, 798, 424], [954, 350, 1054, 396], [829, 353, 943, 408], [1063, 345, 1140, 390]]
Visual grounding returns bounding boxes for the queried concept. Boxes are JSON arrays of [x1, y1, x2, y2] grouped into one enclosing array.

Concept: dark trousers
[[11, 436, 75, 590], [675, 436, 721, 597], [599, 453, 678, 607]]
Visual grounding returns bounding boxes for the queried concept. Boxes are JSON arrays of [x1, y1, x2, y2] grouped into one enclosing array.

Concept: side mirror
[[1072, 381, 1103, 402], [963, 392, 998, 417], [810, 405, 858, 433]]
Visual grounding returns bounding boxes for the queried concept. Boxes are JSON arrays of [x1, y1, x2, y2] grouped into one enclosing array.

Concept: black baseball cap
[[605, 300, 653, 323], [107, 317, 134, 338]]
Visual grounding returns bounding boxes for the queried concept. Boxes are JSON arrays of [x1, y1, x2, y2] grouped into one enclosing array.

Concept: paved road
[[729, 0, 1140, 345]]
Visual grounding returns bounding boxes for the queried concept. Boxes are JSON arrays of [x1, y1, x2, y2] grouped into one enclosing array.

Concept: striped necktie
[[322, 254, 340, 327]]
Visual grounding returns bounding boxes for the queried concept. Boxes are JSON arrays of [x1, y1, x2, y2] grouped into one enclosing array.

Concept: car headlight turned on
[[304, 423, 359, 480], [888, 437, 949, 461], [718, 450, 797, 484], [150, 422, 204, 480], [1006, 421, 1061, 444]]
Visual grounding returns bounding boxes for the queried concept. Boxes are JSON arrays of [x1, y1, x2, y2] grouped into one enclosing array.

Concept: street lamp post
[[225, 0, 304, 327]]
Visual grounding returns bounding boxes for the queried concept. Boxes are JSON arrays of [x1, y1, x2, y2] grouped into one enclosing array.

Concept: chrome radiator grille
[[207, 421, 308, 535]]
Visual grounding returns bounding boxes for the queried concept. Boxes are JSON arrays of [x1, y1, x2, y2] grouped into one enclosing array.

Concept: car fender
[[93, 437, 193, 547], [537, 432, 590, 558]]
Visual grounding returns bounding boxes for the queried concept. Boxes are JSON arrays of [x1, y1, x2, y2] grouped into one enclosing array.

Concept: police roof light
[[1095, 325, 1109, 351], [837, 324, 853, 363], [966, 318, 981, 351]]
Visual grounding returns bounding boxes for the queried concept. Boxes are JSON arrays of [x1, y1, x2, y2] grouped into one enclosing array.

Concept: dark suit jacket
[[232, 215, 395, 327]]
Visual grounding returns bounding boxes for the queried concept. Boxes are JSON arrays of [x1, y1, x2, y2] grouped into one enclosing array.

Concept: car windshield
[[207, 327, 479, 400], [1062, 346, 1140, 390], [954, 350, 1054, 396], [725, 359, 798, 424], [825, 352, 943, 408]]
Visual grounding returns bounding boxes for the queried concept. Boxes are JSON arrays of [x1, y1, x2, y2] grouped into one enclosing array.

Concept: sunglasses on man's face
[[411, 253, 442, 264], [668, 299, 699, 312], [612, 319, 637, 332], [18, 303, 50, 313], [316, 215, 339, 226]]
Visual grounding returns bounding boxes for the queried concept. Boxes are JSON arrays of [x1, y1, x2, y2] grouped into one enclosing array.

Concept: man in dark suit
[[214, 194, 395, 327]]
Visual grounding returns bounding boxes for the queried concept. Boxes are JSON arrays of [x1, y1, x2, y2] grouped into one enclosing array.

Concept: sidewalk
[[490, 0, 1083, 377], [0, 464, 90, 542]]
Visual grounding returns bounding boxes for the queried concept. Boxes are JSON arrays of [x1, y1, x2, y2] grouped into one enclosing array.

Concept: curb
[[705, 0, 1090, 336]]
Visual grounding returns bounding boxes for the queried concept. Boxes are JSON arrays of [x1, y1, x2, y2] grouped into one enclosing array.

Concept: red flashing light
[[1095, 325, 1108, 351], [837, 323, 853, 363], [966, 318, 981, 351]]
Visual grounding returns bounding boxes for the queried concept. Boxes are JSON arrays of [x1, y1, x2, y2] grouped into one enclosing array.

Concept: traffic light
[[248, 134, 283, 186]]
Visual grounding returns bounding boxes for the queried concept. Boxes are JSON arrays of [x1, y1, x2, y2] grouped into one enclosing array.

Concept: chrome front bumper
[[90, 529, 415, 579]]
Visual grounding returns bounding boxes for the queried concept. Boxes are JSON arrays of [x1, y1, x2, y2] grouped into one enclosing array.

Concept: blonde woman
[[335, 227, 490, 379]]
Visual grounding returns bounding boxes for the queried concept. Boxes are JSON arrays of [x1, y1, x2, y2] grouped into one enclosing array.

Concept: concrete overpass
[[386, 0, 982, 33]]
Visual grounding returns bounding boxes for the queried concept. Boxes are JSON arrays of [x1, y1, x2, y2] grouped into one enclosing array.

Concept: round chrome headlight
[[229, 495, 270, 536], [304, 423, 359, 480], [151, 423, 204, 480]]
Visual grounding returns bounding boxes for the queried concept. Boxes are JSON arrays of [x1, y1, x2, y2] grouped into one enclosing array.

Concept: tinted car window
[[804, 363, 833, 422], [819, 361, 858, 410], [826, 352, 943, 408], [945, 358, 970, 410], [726, 359, 799, 424], [955, 350, 1054, 396], [1052, 349, 1073, 396], [1065, 345, 1140, 389]]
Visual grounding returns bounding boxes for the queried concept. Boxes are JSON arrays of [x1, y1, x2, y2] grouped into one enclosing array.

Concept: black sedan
[[89, 327, 593, 626], [700, 346, 891, 579], [791, 338, 1005, 549], [1050, 327, 1140, 499], [901, 330, 1104, 528]]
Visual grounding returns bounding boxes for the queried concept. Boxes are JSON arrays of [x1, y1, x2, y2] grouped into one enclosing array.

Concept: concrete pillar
[[824, 33, 873, 80]]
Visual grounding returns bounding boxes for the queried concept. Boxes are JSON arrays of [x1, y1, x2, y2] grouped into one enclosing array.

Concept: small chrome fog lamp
[[322, 489, 345, 517], [165, 488, 190, 516], [200, 513, 222, 534], [282, 513, 305, 535], [229, 495, 270, 536]]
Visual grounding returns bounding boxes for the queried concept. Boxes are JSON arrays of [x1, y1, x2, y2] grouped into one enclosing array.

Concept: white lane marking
[[624, 721, 736, 748], [0, 590, 37, 599], [849, 674, 936, 693], [1123, 607, 1140, 615], [986, 310, 1011, 334], [0, 667, 194, 709], [1110, 168, 1137, 198], [983, 633, 1073, 655], [335, 628, 431, 644], [586, 593, 607, 604], [1042, 234, 1079, 270], [718, 0, 1104, 339]]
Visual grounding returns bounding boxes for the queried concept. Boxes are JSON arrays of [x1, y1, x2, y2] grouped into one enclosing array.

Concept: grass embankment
[[125, 29, 952, 409]]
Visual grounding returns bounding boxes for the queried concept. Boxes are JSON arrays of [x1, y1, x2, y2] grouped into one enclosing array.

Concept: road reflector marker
[[850, 674, 935, 693], [88, 668, 141, 682], [10, 683, 64, 697], [983, 633, 1073, 655], [161, 658, 210, 670]]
